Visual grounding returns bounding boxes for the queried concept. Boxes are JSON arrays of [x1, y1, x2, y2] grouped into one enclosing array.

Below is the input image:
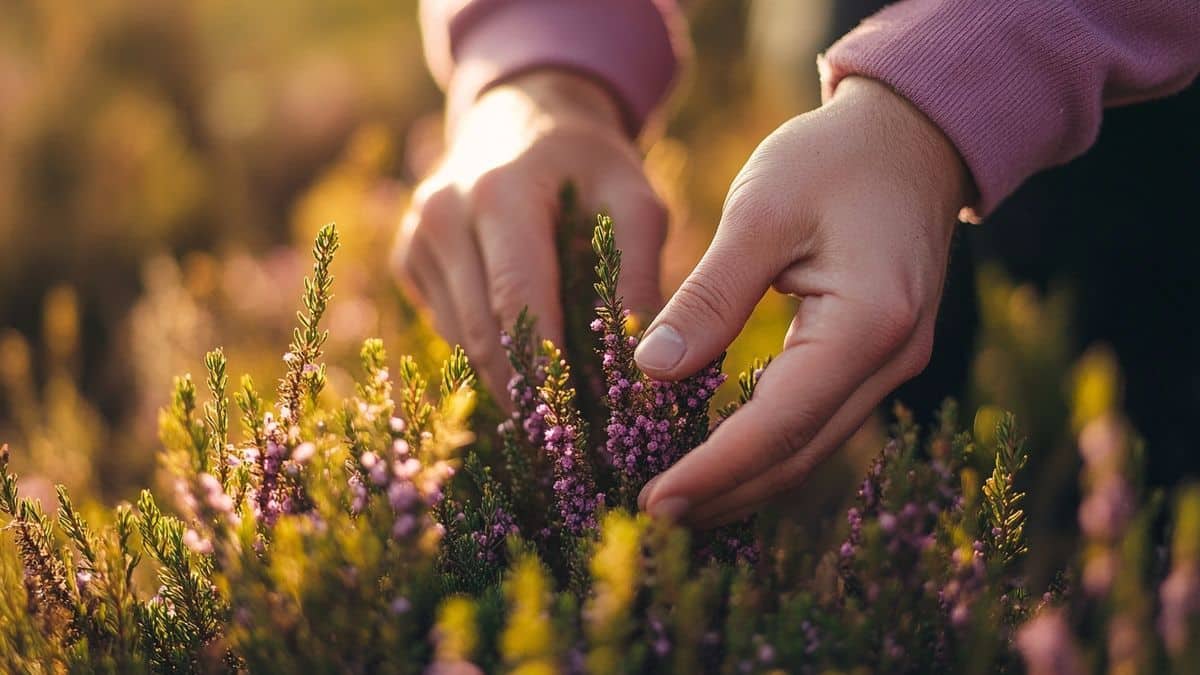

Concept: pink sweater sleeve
[[820, 1, 1200, 218], [420, 0, 688, 135]]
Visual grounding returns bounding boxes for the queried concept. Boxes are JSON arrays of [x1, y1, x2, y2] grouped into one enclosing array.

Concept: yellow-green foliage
[[586, 512, 646, 674], [501, 554, 557, 674], [0, 538, 63, 674], [433, 596, 479, 665]]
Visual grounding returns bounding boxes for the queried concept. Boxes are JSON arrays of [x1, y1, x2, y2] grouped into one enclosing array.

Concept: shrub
[[1, 214, 1197, 674]]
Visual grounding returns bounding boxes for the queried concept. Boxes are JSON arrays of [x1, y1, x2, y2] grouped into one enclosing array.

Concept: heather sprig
[[442, 453, 520, 592], [441, 342, 477, 399], [233, 374, 265, 449], [591, 215, 637, 391], [160, 374, 209, 476], [1160, 485, 1200, 664], [717, 355, 772, 421], [501, 308, 549, 448], [398, 354, 434, 445], [134, 490, 223, 668], [982, 411, 1029, 567], [1077, 415, 1138, 597], [589, 214, 726, 504], [0, 452, 77, 641], [500, 552, 559, 672], [203, 348, 231, 489], [278, 222, 339, 424], [60, 489, 146, 669], [538, 339, 603, 537], [55, 485, 99, 586], [4, 445, 151, 669], [431, 595, 480, 670], [585, 511, 646, 674]]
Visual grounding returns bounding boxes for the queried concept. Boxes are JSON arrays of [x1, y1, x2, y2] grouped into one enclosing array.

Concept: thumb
[[635, 219, 780, 380]]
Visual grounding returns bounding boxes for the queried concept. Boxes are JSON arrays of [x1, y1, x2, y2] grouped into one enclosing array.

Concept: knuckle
[[779, 444, 834, 489], [488, 266, 528, 320], [672, 266, 739, 322], [898, 330, 934, 381], [411, 187, 460, 236], [471, 165, 519, 205], [747, 399, 817, 463], [869, 298, 921, 351], [722, 175, 785, 233], [771, 413, 818, 460], [462, 316, 499, 355]]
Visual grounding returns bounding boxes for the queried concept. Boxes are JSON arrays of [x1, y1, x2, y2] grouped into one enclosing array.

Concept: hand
[[635, 77, 972, 526], [393, 70, 668, 398]]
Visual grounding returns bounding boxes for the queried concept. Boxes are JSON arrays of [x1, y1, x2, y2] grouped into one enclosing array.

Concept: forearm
[[820, 0, 1200, 218]]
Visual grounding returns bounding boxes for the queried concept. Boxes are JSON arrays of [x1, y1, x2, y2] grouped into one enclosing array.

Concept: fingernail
[[637, 475, 662, 511], [648, 496, 690, 522], [635, 324, 685, 371]]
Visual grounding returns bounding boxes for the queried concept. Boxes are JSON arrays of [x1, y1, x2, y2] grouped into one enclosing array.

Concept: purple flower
[[1078, 476, 1133, 541], [542, 420, 599, 534], [75, 570, 93, 595], [1158, 564, 1200, 654], [471, 506, 519, 564], [291, 442, 316, 464], [599, 328, 725, 493], [1016, 610, 1085, 675], [800, 620, 821, 655], [183, 528, 213, 555]]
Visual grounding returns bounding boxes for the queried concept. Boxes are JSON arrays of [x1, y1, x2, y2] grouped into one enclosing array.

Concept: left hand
[[391, 70, 667, 399]]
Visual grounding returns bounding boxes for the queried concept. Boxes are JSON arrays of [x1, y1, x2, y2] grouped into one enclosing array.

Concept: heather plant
[[1, 217, 1198, 674]]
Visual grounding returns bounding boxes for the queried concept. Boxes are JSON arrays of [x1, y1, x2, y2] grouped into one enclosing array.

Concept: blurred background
[[0, 0, 1196, 573]]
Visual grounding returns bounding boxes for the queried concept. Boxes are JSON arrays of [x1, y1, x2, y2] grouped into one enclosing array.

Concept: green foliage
[[233, 375, 264, 450], [203, 348, 231, 488], [591, 214, 622, 313], [160, 375, 209, 476], [717, 355, 772, 420], [134, 490, 223, 671]]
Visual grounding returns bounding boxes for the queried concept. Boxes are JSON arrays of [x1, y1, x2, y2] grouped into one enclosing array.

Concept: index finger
[[472, 182, 564, 347]]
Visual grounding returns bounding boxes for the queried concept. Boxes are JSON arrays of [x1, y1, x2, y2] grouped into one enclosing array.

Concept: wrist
[[831, 76, 974, 218], [457, 69, 627, 139]]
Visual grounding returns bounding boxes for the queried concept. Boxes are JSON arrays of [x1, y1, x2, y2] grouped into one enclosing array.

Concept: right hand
[[392, 70, 668, 398], [636, 77, 972, 526]]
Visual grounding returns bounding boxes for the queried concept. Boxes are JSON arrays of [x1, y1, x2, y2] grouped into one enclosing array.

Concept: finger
[[471, 173, 564, 346], [420, 267, 463, 350], [634, 199, 793, 380], [693, 503, 758, 530], [394, 185, 467, 310], [398, 188, 471, 348], [592, 181, 668, 319], [687, 336, 924, 528], [391, 211, 430, 308], [427, 218, 509, 398], [640, 294, 916, 521]]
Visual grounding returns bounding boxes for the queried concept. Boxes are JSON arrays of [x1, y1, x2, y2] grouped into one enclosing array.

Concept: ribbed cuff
[[446, 0, 683, 136], [819, 1, 1111, 219]]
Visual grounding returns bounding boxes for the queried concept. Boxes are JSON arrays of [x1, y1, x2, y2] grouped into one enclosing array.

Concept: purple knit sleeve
[[820, 0, 1200, 218], [420, 0, 688, 135]]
